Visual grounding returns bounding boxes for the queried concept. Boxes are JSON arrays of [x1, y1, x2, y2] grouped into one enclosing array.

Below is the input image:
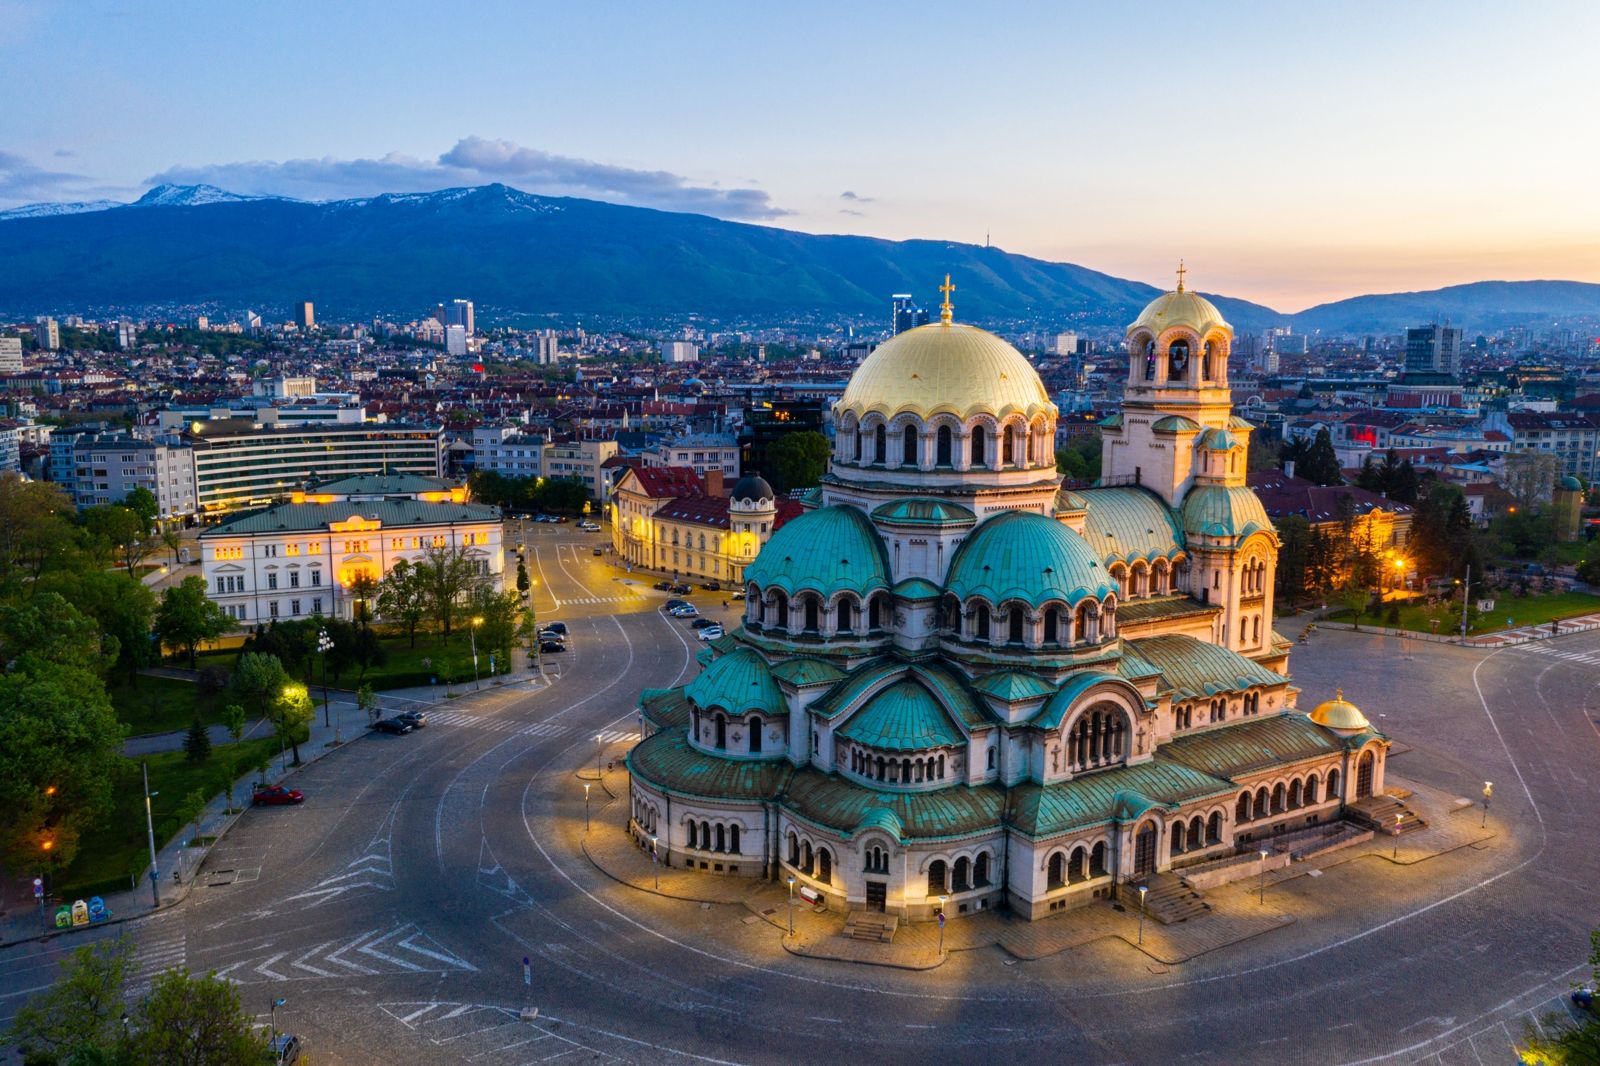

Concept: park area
[[1327, 588, 1600, 636]]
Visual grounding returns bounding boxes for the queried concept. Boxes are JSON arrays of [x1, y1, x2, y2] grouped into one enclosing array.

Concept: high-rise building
[[34, 317, 60, 350], [243, 310, 262, 333], [1404, 324, 1462, 378], [1052, 332, 1079, 356], [0, 336, 21, 373], [663, 340, 700, 363], [891, 294, 929, 336], [295, 301, 315, 330], [445, 325, 468, 356], [116, 321, 139, 350], [534, 330, 560, 364], [71, 433, 199, 519], [444, 299, 475, 335]]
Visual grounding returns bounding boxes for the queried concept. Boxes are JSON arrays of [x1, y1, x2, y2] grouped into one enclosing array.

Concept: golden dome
[[838, 322, 1055, 423], [1129, 288, 1231, 339], [1308, 688, 1371, 733]]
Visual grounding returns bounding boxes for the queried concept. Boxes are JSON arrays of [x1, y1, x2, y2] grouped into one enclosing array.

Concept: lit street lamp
[[1394, 812, 1404, 859], [317, 627, 334, 728], [583, 782, 592, 833], [143, 762, 161, 906], [469, 616, 484, 690], [787, 876, 797, 936], [936, 894, 948, 955], [270, 997, 287, 1063], [1482, 781, 1493, 827], [650, 835, 660, 890], [1138, 884, 1148, 945], [595, 734, 604, 779], [1257, 848, 1269, 904]]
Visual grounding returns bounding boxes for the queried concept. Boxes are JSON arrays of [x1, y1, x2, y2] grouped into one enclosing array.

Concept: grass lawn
[[52, 735, 293, 898], [1331, 589, 1600, 636], [108, 674, 216, 736], [193, 628, 512, 691]]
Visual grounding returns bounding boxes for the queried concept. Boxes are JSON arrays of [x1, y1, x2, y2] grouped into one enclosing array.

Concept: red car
[[252, 785, 305, 806]]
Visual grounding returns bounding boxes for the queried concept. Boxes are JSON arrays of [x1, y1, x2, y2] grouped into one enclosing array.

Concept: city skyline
[[3, 1, 1599, 309]]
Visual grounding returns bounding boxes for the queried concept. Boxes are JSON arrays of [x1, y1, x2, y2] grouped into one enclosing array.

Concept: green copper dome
[[1181, 484, 1273, 541], [945, 511, 1113, 608], [837, 680, 963, 751], [684, 648, 787, 716], [871, 497, 977, 527], [745, 505, 891, 598]]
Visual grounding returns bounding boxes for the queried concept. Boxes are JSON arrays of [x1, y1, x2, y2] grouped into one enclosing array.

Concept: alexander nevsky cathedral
[[626, 276, 1389, 921]]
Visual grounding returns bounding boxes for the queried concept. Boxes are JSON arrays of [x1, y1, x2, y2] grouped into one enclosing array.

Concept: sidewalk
[[0, 668, 552, 948], [1315, 611, 1600, 648]]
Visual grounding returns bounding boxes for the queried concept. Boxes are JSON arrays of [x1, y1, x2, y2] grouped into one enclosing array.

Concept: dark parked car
[[691, 618, 719, 629], [543, 622, 568, 634], [670, 582, 692, 594], [540, 640, 567, 653], [653, 580, 673, 591], [251, 785, 304, 806], [700, 581, 721, 591], [592, 547, 603, 556], [395, 710, 428, 729], [371, 717, 414, 735], [664, 598, 687, 609]]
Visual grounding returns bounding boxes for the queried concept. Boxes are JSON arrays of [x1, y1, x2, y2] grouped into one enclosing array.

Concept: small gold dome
[[1129, 288, 1230, 339], [1308, 688, 1371, 733], [837, 322, 1055, 423]]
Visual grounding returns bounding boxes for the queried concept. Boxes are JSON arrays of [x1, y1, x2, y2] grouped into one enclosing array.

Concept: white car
[[697, 625, 724, 641], [669, 605, 699, 618], [577, 521, 600, 532]]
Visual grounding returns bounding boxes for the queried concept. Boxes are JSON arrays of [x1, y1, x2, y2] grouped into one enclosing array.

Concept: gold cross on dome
[[1175, 260, 1187, 292], [939, 273, 956, 323]]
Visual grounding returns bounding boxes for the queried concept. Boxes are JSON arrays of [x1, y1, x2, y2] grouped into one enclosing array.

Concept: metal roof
[[1077, 486, 1185, 566], [837, 680, 964, 751], [945, 511, 1112, 608], [1128, 634, 1287, 700], [200, 498, 499, 536]]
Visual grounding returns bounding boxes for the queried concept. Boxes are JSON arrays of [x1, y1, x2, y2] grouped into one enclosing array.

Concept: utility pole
[[143, 762, 160, 907]]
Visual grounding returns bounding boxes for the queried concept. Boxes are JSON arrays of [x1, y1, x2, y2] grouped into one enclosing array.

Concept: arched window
[[1188, 816, 1203, 850], [868, 596, 882, 631], [1327, 768, 1341, 799], [936, 425, 952, 467], [1170, 824, 1186, 858], [1003, 429, 1015, 467], [1253, 787, 1268, 819], [1068, 846, 1086, 884], [1047, 853, 1065, 890], [975, 852, 990, 886], [715, 824, 726, 853], [974, 602, 990, 641], [1143, 340, 1157, 380], [817, 847, 832, 883], [750, 716, 762, 754], [902, 425, 919, 467], [874, 425, 886, 464], [700, 820, 711, 849], [1288, 779, 1302, 808], [788, 832, 799, 866], [1236, 792, 1251, 823], [937, 753, 946, 779], [852, 427, 863, 462], [1207, 811, 1223, 844], [729, 824, 740, 854], [1168, 339, 1190, 381], [876, 755, 886, 781], [953, 857, 971, 892], [774, 590, 789, 630], [1043, 609, 1059, 644], [1089, 841, 1107, 877], [1007, 607, 1025, 645], [804, 596, 820, 633], [1271, 782, 1286, 814], [928, 859, 948, 895], [1305, 774, 1320, 804], [837, 595, 857, 634], [1202, 341, 1213, 381], [971, 425, 987, 466], [687, 822, 698, 848], [715, 714, 727, 750], [802, 841, 814, 873]]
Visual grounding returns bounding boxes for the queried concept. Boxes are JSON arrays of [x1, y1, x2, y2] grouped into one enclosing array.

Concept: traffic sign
[[522, 956, 531, 986], [32, 877, 43, 898]]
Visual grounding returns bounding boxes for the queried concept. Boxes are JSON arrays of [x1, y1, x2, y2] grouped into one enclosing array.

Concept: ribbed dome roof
[[1129, 288, 1230, 339], [945, 511, 1113, 608], [685, 648, 786, 716], [1182, 484, 1272, 540], [837, 680, 962, 751], [745, 505, 891, 598], [729, 474, 774, 502], [837, 322, 1054, 423], [1308, 689, 1370, 734]]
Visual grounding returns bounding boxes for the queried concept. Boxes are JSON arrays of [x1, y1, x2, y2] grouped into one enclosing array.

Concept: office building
[[34, 317, 60, 350], [891, 294, 930, 336], [738, 399, 825, 479], [542, 438, 621, 501], [1052, 332, 1079, 357], [182, 421, 445, 514], [663, 340, 700, 363], [116, 321, 139, 350], [0, 336, 21, 373], [1404, 325, 1462, 377], [444, 299, 475, 336], [295, 301, 315, 330], [198, 474, 502, 625], [534, 330, 560, 364], [243, 310, 262, 333], [645, 433, 740, 480], [71, 433, 199, 519], [445, 325, 468, 356], [251, 376, 318, 399]]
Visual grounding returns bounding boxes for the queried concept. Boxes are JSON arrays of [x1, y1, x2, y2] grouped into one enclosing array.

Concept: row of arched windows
[[847, 745, 948, 785], [1066, 706, 1128, 773], [631, 796, 659, 835], [1169, 812, 1226, 858], [1108, 558, 1180, 599], [686, 819, 742, 855], [837, 416, 1055, 474], [1046, 841, 1109, 889], [689, 707, 767, 754], [927, 852, 992, 895], [1130, 333, 1229, 388], [1235, 770, 1335, 824], [747, 586, 887, 639], [944, 596, 1114, 649], [1242, 558, 1268, 596], [786, 833, 835, 884]]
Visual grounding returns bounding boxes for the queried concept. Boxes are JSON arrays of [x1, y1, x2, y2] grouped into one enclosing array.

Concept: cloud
[[839, 208, 865, 217], [0, 151, 91, 200], [840, 190, 875, 202], [146, 137, 788, 221]]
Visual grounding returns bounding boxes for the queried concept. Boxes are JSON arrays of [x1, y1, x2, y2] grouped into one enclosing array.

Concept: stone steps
[[843, 910, 898, 943], [1134, 873, 1212, 925], [1348, 795, 1428, 836]]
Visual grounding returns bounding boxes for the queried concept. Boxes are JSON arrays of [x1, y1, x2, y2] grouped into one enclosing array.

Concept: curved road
[[5, 535, 1596, 1065]]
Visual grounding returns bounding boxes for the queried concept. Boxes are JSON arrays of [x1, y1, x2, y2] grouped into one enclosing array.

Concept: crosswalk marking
[[219, 924, 474, 984], [560, 595, 638, 605], [130, 924, 187, 995], [423, 711, 638, 745]]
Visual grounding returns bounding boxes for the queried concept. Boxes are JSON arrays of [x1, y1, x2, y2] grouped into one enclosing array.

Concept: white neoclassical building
[[626, 279, 1389, 921]]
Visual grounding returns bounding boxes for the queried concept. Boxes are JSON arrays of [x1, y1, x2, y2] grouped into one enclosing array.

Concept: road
[[4, 527, 1597, 1065]]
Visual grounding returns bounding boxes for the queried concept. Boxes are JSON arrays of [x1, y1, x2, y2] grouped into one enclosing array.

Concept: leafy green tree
[[154, 577, 233, 668], [1296, 429, 1345, 486], [229, 652, 290, 719], [1274, 515, 1312, 601], [1055, 433, 1103, 482], [0, 473, 78, 590], [270, 683, 313, 765], [356, 683, 380, 723], [4, 935, 131, 1063], [515, 557, 530, 597], [1577, 542, 1600, 586], [176, 788, 209, 846], [184, 715, 211, 764], [0, 596, 123, 871], [219, 752, 240, 813], [161, 527, 184, 568], [416, 543, 484, 640], [127, 966, 263, 1066], [223, 703, 246, 743], [40, 568, 157, 681], [468, 587, 521, 673], [376, 558, 428, 646], [348, 571, 378, 625], [82, 504, 157, 577], [767, 431, 831, 494], [120, 487, 159, 535]]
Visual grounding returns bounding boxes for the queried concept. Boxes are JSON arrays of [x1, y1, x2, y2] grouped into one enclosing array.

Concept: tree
[[356, 683, 380, 724], [40, 568, 157, 681], [184, 715, 212, 765], [1297, 429, 1345, 486], [154, 577, 233, 668], [416, 544, 484, 640], [1577, 542, 1600, 586], [82, 504, 157, 578], [348, 571, 378, 625], [376, 558, 428, 646], [270, 683, 313, 765], [176, 788, 209, 847], [229, 652, 290, 720], [127, 966, 263, 1066], [5, 935, 131, 1063], [1274, 515, 1312, 602], [1247, 435, 1281, 473], [160, 527, 184, 568], [767, 430, 831, 494], [468, 586, 521, 674], [0, 473, 77, 590], [223, 703, 246, 744], [515, 557, 530, 597], [1518, 929, 1600, 1064], [121, 487, 159, 535], [1502, 450, 1560, 512]]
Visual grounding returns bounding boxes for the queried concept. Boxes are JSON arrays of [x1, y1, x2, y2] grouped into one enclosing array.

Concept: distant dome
[[1129, 287, 1230, 339], [1308, 689, 1370, 734], [837, 322, 1054, 423], [1559, 475, 1584, 492], [730, 474, 774, 503], [945, 511, 1113, 608]]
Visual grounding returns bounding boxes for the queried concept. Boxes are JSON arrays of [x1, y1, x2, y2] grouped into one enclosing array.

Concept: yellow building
[[611, 467, 794, 585]]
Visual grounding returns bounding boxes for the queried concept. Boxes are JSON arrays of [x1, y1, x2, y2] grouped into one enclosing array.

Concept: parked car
[[395, 710, 428, 730], [538, 631, 566, 645], [542, 622, 568, 634], [700, 581, 721, 591], [664, 598, 687, 609], [697, 625, 725, 641], [669, 605, 699, 618], [578, 521, 600, 532], [266, 1033, 301, 1064], [691, 618, 719, 629], [670, 582, 691, 594], [371, 717, 414, 735], [540, 640, 567, 653], [729, 589, 747, 600], [251, 785, 305, 806], [1573, 987, 1595, 1011], [653, 580, 673, 591], [592, 547, 603, 556]]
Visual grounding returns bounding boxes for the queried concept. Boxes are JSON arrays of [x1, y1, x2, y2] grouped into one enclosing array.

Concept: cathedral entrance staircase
[[1131, 873, 1211, 925], [1347, 795, 1428, 836], [843, 910, 899, 943]]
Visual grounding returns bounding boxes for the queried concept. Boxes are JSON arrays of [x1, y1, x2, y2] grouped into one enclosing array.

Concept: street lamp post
[[937, 894, 948, 955], [650, 836, 660, 890], [143, 762, 161, 907], [270, 997, 286, 1063], [1394, 813, 1404, 859], [1481, 781, 1493, 827], [583, 782, 592, 833], [469, 616, 484, 690], [1257, 848, 1269, 905], [317, 628, 334, 729], [1138, 884, 1148, 945], [595, 734, 603, 779], [787, 876, 796, 937]]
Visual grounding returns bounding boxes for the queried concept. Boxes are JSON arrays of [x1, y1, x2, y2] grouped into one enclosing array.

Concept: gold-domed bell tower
[[1101, 263, 1253, 508]]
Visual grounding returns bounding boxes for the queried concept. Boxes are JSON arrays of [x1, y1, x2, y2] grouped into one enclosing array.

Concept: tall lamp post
[[469, 616, 484, 690], [1393, 813, 1404, 859], [1257, 848, 1269, 905], [583, 782, 592, 833], [1481, 781, 1493, 827], [936, 894, 948, 955], [786, 876, 796, 937], [650, 835, 660, 890], [270, 997, 287, 1063], [317, 627, 334, 729], [143, 762, 161, 906], [595, 734, 604, 779], [1137, 884, 1148, 945]]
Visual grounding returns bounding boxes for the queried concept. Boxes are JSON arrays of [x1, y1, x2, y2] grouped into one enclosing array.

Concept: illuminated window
[[307, 542, 322, 555], [286, 543, 300, 557]]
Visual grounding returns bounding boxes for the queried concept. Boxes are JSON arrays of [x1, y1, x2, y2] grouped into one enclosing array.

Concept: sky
[[3, 0, 1598, 311]]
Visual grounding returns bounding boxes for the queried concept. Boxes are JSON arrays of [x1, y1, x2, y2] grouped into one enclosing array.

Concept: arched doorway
[[1356, 751, 1375, 799], [1133, 823, 1157, 878]]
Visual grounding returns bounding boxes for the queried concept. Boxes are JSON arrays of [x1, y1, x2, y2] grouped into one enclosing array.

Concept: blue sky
[[3, 0, 1597, 309]]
